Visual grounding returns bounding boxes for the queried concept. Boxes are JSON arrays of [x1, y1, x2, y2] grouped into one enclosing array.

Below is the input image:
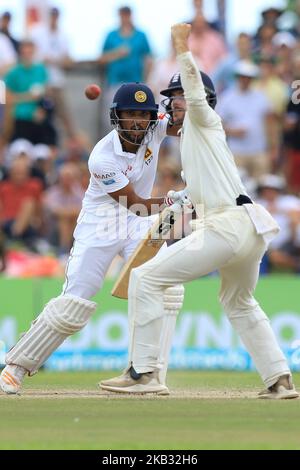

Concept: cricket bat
[[111, 207, 181, 299]]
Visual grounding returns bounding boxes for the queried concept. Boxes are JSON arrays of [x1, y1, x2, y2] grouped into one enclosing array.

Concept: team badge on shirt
[[102, 179, 116, 186], [135, 91, 147, 103], [144, 148, 153, 166]]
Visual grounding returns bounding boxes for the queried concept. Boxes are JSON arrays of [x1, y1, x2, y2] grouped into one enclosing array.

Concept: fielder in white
[[0, 82, 185, 395], [100, 24, 299, 399]]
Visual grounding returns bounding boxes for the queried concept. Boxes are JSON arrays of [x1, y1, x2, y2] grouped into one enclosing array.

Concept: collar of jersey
[[113, 130, 141, 159]]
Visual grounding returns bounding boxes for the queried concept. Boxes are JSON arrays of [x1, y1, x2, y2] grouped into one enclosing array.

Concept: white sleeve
[[89, 159, 129, 194], [0, 35, 17, 66], [177, 51, 221, 128], [155, 115, 168, 141]]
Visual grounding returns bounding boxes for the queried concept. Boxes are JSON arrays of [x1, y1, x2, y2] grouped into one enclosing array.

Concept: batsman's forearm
[[128, 196, 165, 217], [113, 192, 165, 217]]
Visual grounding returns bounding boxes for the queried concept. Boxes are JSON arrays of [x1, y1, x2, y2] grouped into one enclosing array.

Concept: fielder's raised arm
[[171, 23, 219, 128]]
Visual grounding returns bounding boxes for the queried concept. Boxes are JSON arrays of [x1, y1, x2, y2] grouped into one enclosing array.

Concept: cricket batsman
[[100, 24, 299, 399], [0, 82, 186, 395]]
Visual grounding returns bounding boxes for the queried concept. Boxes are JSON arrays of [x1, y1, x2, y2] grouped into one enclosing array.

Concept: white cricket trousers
[[62, 210, 157, 299], [128, 206, 290, 388]]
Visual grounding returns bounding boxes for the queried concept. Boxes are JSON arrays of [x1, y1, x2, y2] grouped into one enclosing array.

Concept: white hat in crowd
[[260, 0, 286, 15], [234, 61, 260, 79], [7, 139, 34, 160], [32, 144, 52, 161], [258, 174, 286, 191], [272, 32, 297, 49]]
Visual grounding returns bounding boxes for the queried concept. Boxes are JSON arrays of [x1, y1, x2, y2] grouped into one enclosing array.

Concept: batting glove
[[164, 188, 193, 212]]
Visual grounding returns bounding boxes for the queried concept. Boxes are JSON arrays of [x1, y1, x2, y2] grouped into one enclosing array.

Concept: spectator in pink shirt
[[188, 14, 227, 74]]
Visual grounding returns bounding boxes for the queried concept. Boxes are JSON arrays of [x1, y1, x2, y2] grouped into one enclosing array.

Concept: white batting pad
[[6, 295, 97, 375], [158, 285, 184, 384], [163, 285, 185, 313]]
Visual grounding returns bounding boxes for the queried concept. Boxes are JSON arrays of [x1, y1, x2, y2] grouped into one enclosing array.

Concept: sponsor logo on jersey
[[102, 179, 116, 186], [158, 112, 166, 120], [135, 91, 147, 103], [122, 165, 133, 177], [93, 172, 116, 180], [144, 148, 153, 166]]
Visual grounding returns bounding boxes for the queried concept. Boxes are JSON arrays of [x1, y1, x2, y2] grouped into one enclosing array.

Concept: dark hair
[[262, 8, 283, 19], [2, 11, 11, 19], [119, 6, 132, 14], [50, 7, 60, 16]]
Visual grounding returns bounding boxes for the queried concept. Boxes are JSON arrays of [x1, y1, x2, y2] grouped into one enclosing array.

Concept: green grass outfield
[[0, 370, 300, 450]]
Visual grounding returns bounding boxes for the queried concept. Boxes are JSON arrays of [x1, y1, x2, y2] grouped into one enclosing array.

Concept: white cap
[[260, 0, 286, 14], [8, 139, 34, 159], [234, 61, 260, 78], [273, 32, 297, 48], [32, 144, 51, 160], [258, 174, 286, 191]]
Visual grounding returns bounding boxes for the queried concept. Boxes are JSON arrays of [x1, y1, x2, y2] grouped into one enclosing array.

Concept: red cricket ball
[[84, 84, 101, 100]]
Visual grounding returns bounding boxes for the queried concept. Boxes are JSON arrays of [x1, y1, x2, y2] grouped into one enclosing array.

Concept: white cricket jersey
[[177, 52, 247, 212], [82, 117, 168, 217]]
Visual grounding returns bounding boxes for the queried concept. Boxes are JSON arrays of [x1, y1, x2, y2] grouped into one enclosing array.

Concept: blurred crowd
[[1, 0, 300, 275]]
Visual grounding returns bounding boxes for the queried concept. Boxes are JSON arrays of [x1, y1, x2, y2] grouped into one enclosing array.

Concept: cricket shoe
[[99, 367, 170, 395], [0, 365, 26, 395], [258, 375, 299, 400]]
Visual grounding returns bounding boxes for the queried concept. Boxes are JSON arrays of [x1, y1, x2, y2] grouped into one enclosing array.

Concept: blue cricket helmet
[[160, 71, 217, 109], [110, 83, 158, 117], [110, 83, 159, 146]]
